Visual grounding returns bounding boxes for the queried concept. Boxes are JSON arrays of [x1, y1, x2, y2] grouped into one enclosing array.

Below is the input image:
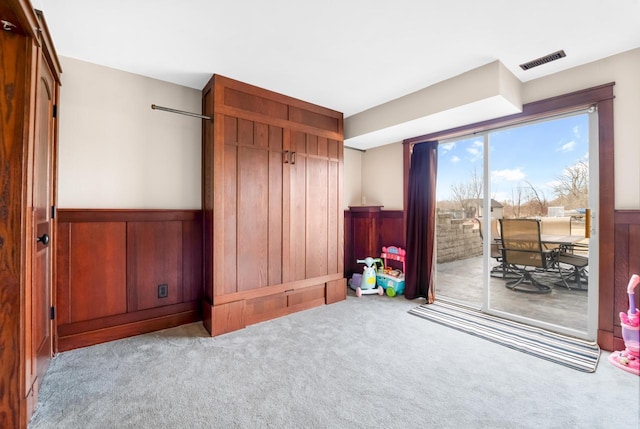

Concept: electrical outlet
[[158, 283, 168, 298]]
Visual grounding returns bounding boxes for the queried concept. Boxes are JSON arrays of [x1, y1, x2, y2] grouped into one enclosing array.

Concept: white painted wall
[[57, 57, 202, 209], [343, 148, 363, 209], [345, 48, 640, 210], [360, 142, 404, 210]]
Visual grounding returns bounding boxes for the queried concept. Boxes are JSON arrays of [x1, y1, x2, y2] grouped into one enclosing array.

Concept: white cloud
[[491, 191, 511, 202], [467, 147, 481, 156], [491, 168, 526, 182], [573, 125, 580, 138], [451, 155, 460, 163], [557, 141, 576, 152], [440, 142, 455, 153]]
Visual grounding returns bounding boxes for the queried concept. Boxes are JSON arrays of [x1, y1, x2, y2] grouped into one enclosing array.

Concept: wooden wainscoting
[[607, 210, 640, 351], [344, 207, 404, 278], [56, 209, 202, 351]]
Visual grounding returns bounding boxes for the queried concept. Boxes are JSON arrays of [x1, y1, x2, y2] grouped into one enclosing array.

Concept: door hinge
[[50, 306, 55, 320], [51, 205, 56, 219], [52, 105, 57, 118]]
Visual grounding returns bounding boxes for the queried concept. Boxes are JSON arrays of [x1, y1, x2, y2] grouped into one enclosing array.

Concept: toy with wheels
[[376, 246, 406, 297], [608, 274, 640, 375], [349, 257, 384, 297]]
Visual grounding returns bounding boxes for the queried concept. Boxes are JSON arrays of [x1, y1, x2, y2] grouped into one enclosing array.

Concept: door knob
[[37, 233, 49, 245]]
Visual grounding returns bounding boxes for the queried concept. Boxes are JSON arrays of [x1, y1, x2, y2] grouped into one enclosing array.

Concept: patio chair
[[475, 218, 512, 279], [555, 243, 589, 290], [499, 218, 554, 294]]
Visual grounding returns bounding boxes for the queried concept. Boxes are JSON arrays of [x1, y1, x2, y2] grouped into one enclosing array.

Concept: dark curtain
[[405, 141, 438, 302]]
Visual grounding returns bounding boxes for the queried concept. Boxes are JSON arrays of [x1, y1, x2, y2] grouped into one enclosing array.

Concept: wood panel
[[56, 210, 203, 351], [182, 218, 202, 303], [210, 74, 344, 141], [612, 210, 640, 351], [289, 106, 340, 132], [268, 126, 284, 286], [68, 222, 127, 322], [237, 143, 269, 291], [344, 208, 404, 279], [288, 284, 326, 312], [211, 300, 246, 336], [306, 156, 329, 278], [380, 211, 405, 249], [224, 87, 288, 120], [327, 161, 339, 274], [127, 221, 183, 311], [223, 143, 238, 295], [326, 278, 347, 304], [245, 294, 289, 325], [290, 131, 307, 282]]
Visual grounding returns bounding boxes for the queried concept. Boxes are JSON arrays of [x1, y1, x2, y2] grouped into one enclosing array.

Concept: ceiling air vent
[[519, 50, 566, 70]]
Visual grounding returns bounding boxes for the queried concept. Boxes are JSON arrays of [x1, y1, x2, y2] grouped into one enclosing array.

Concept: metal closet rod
[[151, 104, 211, 120]]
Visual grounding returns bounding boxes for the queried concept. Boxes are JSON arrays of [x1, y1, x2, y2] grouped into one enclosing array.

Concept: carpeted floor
[[29, 295, 639, 428]]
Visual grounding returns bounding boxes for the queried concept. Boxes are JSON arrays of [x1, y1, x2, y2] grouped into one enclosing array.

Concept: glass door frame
[[475, 108, 598, 341]]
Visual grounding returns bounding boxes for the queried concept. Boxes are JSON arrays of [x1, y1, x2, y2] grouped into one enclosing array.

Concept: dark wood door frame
[[403, 83, 616, 349]]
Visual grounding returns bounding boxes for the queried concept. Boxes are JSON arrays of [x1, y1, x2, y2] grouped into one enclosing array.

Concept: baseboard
[[57, 309, 201, 352]]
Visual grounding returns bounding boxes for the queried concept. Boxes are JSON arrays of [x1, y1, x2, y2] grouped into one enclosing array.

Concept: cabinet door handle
[[291, 151, 296, 165], [37, 233, 50, 245], [283, 150, 290, 164]]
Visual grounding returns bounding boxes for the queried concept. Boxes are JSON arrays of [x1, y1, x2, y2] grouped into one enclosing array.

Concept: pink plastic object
[[608, 274, 640, 375]]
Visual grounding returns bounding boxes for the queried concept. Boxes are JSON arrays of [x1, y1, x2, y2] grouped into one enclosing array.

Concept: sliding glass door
[[436, 108, 597, 340]]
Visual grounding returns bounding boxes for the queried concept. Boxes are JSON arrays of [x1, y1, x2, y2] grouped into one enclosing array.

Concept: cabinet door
[[223, 116, 285, 293], [289, 132, 342, 281]]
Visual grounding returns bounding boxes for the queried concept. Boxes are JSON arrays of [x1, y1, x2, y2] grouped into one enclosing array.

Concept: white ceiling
[[35, 0, 640, 122]]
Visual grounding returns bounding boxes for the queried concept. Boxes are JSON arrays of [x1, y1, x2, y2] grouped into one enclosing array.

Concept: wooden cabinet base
[[205, 279, 345, 336], [326, 278, 347, 304]]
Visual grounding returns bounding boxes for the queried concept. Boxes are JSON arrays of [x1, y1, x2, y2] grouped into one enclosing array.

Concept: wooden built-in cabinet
[[55, 210, 203, 351], [202, 75, 346, 336]]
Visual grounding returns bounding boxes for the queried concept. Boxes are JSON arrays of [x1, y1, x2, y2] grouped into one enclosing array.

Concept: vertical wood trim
[[597, 97, 615, 346], [0, 24, 30, 429], [212, 110, 226, 301], [55, 222, 70, 326]]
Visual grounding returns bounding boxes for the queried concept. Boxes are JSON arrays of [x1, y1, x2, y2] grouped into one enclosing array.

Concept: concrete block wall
[[436, 214, 482, 263]]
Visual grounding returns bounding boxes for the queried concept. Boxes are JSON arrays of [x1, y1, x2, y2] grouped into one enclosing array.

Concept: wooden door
[[29, 56, 56, 397]]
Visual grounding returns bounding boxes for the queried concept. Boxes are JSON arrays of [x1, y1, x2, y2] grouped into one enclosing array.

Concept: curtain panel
[[405, 141, 438, 301]]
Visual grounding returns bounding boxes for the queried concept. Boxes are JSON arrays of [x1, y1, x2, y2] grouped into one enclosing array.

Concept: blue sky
[[436, 113, 590, 204]]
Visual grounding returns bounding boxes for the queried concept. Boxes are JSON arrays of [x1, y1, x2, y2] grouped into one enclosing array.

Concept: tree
[[552, 160, 589, 209], [525, 180, 548, 216], [451, 167, 482, 218]]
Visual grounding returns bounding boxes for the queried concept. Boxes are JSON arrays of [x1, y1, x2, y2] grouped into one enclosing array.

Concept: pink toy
[[608, 274, 640, 375], [376, 246, 406, 297]]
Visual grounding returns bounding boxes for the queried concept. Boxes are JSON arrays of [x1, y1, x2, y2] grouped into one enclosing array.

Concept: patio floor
[[436, 255, 589, 333]]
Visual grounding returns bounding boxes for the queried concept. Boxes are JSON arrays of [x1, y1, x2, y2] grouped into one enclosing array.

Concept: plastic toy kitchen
[[376, 246, 406, 297]]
